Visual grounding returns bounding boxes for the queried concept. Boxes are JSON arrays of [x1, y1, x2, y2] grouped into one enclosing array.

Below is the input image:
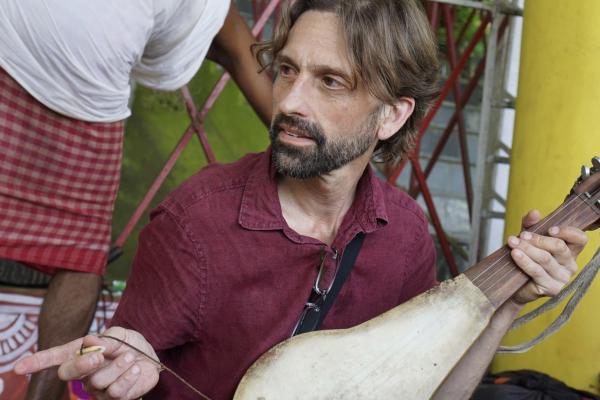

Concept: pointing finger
[[14, 337, 83, 375]]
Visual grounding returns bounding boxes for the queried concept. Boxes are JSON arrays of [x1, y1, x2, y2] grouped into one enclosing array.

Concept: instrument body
[[234, 158, 600, 400], [235, 276, 493, 399]]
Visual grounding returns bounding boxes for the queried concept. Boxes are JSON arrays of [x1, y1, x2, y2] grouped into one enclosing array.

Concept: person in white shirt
[[0, 1, 272, 398]]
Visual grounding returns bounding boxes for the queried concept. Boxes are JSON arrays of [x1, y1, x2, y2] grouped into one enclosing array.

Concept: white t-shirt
[[0, 0, 230, 122]]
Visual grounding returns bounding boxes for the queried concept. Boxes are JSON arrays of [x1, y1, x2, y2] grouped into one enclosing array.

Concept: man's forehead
[[278, 10, 352, 74]]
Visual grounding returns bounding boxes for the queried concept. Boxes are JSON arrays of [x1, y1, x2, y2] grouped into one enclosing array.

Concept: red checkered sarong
[[0, 68, 124, 275]]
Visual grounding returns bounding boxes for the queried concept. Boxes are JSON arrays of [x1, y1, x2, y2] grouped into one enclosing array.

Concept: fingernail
[[509, 236, 520, 246], [513, 249, 523, 259], [132, 365, 140, 374], [521, 231, 532, 240], [549, 226, 559, 235], [90, 354, 101, 365], [124, 353, 134, 363]]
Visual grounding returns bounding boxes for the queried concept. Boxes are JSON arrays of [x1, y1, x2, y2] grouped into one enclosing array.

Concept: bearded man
[[14, 1, 588, 399]]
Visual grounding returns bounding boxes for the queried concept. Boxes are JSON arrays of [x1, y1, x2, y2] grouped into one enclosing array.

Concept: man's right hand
[[14, 326, 160, 400]]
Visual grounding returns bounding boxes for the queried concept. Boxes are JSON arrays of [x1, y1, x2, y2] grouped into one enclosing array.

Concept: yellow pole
[[493, 0, 600, 394]]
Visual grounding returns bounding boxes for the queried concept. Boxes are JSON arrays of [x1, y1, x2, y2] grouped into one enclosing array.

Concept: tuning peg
[[581, 165, 591, 180], [592, 156, 600, 172]]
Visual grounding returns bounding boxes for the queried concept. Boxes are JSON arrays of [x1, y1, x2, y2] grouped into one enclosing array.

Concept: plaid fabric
[[0, 68, 124, 275]]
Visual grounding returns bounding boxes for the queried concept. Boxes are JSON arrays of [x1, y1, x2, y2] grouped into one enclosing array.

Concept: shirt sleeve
[[131, 0, 231, 90], [111, 207, 207, 350]]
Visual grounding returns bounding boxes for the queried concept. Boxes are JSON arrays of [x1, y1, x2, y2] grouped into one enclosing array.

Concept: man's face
[[269, 11, 383, 179]]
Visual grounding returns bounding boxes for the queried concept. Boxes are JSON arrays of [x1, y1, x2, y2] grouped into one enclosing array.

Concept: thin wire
[[98, 334, 213, 400]]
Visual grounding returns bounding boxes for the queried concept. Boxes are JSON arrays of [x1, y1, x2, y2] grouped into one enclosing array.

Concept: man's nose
[[277, 76, 311, 118]]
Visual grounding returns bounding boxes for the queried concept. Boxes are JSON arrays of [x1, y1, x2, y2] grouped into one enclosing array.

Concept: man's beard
[[269, 109, 381, 179]]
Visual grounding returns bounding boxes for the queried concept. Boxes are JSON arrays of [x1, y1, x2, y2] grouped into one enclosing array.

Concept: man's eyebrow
[[274, 54, 298, 69], [311, 64, 354, 85]]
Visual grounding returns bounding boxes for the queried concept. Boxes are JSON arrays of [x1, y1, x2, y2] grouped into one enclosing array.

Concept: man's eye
[[279, 64, 293, 77], [322, 76, 344, 89]]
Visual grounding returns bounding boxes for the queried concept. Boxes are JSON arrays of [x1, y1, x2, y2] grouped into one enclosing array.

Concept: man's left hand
[[508, 209, 588, 304]]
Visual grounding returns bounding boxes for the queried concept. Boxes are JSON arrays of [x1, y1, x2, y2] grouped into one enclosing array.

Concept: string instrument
[[234, 157, 600, 400]]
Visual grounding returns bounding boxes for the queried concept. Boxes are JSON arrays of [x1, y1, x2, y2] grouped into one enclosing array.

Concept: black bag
[[471, 370, 599, 400]]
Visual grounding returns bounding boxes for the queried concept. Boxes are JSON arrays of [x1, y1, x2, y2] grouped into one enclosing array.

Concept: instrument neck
[[464, 192, 600, 309]]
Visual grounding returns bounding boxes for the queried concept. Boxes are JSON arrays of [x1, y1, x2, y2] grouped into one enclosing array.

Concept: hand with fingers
[[508, 209, 589, 305], [14, 326, 160, 400]]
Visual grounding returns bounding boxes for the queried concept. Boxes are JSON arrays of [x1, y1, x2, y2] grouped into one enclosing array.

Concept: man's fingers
[[123, 362, 161, 400], [521, 209, 541, 229], [87, 326, 130, 356], [57, 351, 105, 381], [548, 225, 588, 256], [105, 364, 143, 399], [510, 248, 563, 297], [88, 352, 137, 390], [519, 231, 576, 272], [84, 361, 157, 400], [13, 327, 128, 376], [13, 337, 83, 375], [509, 235, 572, 282]]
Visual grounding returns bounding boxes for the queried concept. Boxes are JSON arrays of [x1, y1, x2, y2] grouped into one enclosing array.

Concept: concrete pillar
[[492, 0, 600, 394]]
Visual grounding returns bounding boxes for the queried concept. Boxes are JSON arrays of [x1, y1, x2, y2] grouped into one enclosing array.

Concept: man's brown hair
[[254, 0, 440, 164]]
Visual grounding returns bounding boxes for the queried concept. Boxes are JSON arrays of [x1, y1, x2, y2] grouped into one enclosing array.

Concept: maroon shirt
[[111, 149, 436, 399]]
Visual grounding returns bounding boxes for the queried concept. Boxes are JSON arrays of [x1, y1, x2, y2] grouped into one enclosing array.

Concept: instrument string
[[98, 334, 212, 400]]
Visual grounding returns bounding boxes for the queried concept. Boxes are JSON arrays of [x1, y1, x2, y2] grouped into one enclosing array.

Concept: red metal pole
[[405, 1, 441, 192], [409, 3, 475, 203], [440, 4, 474, 218], [387, 12, 491, 184], [424, 56, 486, 180], [421, 17, 508, 184], [428, 2, 441, 32], [181, 85, 217, 163], [410, 155, 460, 276]]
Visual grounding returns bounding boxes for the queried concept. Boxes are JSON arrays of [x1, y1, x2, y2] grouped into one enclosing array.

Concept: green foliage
[[437, 7, 488, 78], [107, 62, 269, 281]]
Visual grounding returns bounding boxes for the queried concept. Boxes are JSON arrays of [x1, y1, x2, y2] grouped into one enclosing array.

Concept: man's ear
[[377, 97, 415, 141]]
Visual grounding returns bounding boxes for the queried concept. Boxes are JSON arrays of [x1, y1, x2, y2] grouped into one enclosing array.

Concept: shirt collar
[[238, 148, 389, 240]]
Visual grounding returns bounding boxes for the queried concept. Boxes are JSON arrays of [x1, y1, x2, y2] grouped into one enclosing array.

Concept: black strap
[[292, 232, 365, 336]]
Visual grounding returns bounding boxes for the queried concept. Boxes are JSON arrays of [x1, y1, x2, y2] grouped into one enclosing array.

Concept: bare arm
[[207, 3, 273, 126], [431, 300, 522, 399], [433, 210, 589, 399]]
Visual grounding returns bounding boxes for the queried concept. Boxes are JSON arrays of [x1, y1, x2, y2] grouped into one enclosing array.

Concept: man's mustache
[[271, 114, 325, 145]]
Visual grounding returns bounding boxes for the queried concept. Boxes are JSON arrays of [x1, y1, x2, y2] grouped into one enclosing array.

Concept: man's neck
[[277, 154, 371, 246]]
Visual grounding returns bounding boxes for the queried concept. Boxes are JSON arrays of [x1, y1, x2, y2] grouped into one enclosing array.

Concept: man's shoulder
[[374, 175, 428, 226], [157, 151, 265, 217]]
